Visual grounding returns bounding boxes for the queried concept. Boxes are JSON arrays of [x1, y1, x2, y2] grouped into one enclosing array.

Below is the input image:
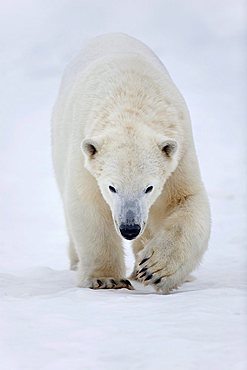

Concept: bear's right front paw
[[79, 278, 134, 290]]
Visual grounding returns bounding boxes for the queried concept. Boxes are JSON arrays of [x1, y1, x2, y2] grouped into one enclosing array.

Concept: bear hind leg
[[68, 240, 79, 271]]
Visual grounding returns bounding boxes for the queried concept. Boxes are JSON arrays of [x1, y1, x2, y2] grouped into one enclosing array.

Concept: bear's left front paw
[[136, 247, 183, 294]]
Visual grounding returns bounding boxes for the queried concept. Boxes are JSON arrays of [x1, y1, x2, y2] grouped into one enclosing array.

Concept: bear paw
[[79, 278, 134, 290], [136, 247, 184, 294]]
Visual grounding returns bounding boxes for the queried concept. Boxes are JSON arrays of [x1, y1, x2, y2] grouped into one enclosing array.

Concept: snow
[[0, 1, 246, 369]]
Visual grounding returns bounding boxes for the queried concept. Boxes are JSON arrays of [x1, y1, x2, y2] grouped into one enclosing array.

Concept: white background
[[0, 1, 246, 369]]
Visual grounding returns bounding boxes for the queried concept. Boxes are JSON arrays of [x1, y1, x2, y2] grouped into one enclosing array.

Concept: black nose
[[119, 224, 141, 240]]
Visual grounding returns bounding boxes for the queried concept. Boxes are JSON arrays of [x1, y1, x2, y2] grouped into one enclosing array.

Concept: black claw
[[154, 277, 162, 284], [110, 279, 116, 286], [139, 257, 149, 265], [139, 272, 147, 278], [120, 279, 132, 289], [97, 279, 103, 287], [139, 266, 148, 274], [144, 274, 153, 281], [136, 270, 139, 275]]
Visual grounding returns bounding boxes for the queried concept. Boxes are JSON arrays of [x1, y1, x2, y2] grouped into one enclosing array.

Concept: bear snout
[[119, 223, 141, 240]]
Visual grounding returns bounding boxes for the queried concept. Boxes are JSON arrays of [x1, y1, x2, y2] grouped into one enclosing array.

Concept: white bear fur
[[52, 33, 211, 293]]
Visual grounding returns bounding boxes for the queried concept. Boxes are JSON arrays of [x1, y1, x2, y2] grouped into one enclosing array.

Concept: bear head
[[81, 126, 179, 241]]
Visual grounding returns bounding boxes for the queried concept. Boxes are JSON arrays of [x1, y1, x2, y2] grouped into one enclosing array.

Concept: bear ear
[[81, 137, 103, 158], [158, 138, 178, 158]]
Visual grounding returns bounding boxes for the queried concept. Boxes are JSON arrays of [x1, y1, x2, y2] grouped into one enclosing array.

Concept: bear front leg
[[66, 196, 133, 290], [136, 192, 210, 293]]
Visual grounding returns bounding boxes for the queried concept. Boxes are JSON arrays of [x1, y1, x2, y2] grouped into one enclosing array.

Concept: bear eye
[[109, 185, 117, 193], [145, 186, 153, 194]]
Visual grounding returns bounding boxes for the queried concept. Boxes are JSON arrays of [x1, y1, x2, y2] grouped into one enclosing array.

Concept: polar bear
[[52, 33, 211, 293]]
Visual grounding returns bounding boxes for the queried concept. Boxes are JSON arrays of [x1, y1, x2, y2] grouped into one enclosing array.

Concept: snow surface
[[0, 1, 246, 369]]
